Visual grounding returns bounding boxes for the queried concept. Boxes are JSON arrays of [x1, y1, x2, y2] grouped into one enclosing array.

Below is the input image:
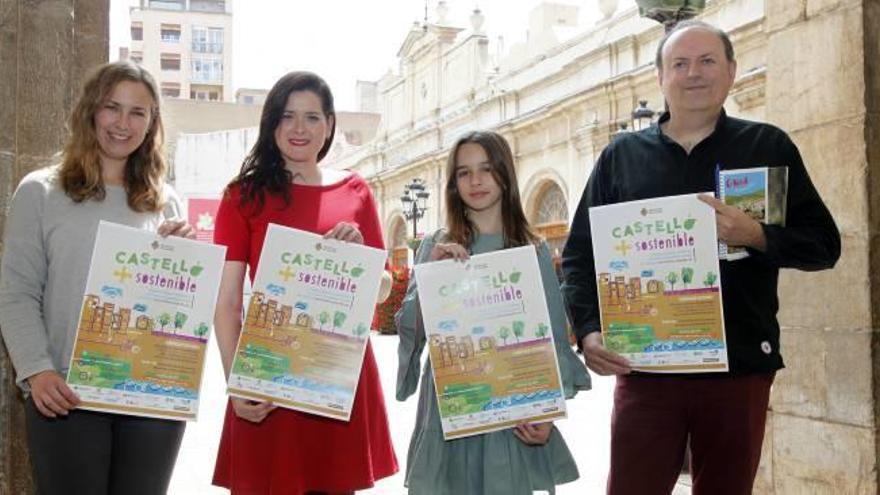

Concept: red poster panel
[[187, 197, 222, 243]]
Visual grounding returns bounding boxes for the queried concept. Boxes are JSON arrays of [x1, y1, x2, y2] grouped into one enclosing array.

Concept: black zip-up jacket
[[561, 110, 841, 375]]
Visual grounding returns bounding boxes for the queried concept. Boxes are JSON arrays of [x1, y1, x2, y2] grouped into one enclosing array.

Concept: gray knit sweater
[[0, 167, 182, 391]]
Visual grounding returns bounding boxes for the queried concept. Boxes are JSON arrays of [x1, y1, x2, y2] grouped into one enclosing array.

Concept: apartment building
[[128, 0, 233, 102]]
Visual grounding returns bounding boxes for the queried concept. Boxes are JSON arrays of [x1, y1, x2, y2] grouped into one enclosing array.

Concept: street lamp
[[632, 100, 657, 131], [400, 178, 430, 241], [634, 0, 706, 31]]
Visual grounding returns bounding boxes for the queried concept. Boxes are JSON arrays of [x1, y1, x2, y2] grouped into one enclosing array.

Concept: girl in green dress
[[396, 130, 591, 494]]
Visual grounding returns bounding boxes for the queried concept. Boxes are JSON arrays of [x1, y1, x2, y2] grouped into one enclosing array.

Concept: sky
[[109, 1, 620, 111]]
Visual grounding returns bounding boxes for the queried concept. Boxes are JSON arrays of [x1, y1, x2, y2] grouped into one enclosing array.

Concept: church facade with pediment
[[334, 0, 767, 267]]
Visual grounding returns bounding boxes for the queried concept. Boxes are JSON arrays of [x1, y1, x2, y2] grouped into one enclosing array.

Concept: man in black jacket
[[562, 20, 840, 495]]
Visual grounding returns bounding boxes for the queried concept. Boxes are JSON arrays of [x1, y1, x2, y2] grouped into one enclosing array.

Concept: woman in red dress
[[211, 71, 398, 494]]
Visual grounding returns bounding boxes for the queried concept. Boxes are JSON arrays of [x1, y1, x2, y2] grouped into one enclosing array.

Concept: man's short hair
[[655, 20, 736, 69]]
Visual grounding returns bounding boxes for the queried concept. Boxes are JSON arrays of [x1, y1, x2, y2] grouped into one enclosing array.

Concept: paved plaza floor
[[169, 333, 690, 494]]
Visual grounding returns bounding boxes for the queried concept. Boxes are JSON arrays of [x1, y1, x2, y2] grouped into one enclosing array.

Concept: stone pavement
[[169, 333, 691, 494]]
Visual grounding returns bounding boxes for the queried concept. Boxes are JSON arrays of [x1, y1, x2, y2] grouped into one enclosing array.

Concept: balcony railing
[[191, 42, 223, 54], [189, 0, 226, 13], [190, 71, 223, 83], [147, 0, 226, 13], [148, 0, 184, 11]]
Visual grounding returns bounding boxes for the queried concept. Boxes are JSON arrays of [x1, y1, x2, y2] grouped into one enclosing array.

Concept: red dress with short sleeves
[[212, 173, 398, 494]]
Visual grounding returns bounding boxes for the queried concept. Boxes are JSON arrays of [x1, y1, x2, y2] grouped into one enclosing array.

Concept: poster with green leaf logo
[[414, 245, 566, 440], [66, 221, 226, 420], [227, 224, 385, 421], [589, 193, 728, 372]]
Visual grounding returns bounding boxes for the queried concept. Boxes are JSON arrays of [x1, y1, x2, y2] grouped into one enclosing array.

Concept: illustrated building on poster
[[80, 294, 133, 339], [245, 291, 295, 332], [598, 273, 659, 307]]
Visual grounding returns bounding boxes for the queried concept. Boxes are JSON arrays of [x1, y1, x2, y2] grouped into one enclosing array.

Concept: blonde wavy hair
[[59, 61, 166, 213]]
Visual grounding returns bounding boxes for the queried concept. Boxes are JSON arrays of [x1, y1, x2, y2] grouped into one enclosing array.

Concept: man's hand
[[581, 332, 631, 375], [27, 370, 80, 418], [698, 194, 766, 251], [231, 397, 276, 423], [513, 422, 553, 445]]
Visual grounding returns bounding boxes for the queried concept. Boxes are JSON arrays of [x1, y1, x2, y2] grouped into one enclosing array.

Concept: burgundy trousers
[[607, 372, 775, 495]]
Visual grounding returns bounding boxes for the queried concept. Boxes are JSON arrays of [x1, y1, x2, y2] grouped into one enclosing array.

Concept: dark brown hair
[[229, 71, 336, 213], [444, 130, 539, 248], [59, 61, 166, 212]]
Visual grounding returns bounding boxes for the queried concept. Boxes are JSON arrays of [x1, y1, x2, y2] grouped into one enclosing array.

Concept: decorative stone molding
[[731, 66, 766, 112], [436, 1, 449, 25], [572, 120, 600, 155], [598, 0, 620, 20], [470, 8, 485, 34]]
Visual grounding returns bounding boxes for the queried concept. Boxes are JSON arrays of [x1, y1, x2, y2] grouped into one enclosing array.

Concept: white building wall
[[173, 127, 257, 200]]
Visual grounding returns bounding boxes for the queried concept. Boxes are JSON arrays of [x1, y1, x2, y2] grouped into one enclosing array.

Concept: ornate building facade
[[335, 0, 766, 267], [331, 1, 880, 492]]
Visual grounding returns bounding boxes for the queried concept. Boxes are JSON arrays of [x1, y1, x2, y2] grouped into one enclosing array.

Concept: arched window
[[535, 183, 568, 225], [389, 217, 408, 267], [531, 181, 569, 269]]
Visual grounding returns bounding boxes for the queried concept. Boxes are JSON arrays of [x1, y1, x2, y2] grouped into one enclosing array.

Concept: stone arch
[[531, 181, 569, 226], [523, 173, 570, 270], [386, 213, 409, 267], [521, 168, 570, 221]]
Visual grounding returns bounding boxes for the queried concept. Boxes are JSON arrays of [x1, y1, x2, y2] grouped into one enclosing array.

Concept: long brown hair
[[444, 130, 539, 248], [59, 61, 166, 213], [230, 71, 336, 214]]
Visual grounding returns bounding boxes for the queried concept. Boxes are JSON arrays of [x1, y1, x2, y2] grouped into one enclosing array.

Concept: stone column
[[759, 1, 880, 493], [0, 1, 108, 492]]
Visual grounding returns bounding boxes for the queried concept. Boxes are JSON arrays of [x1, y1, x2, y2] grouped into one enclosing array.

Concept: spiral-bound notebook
[[717, 166, 789, 260]]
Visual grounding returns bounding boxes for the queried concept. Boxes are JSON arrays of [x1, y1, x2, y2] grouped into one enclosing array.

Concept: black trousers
[[25, 398, 185, 495]]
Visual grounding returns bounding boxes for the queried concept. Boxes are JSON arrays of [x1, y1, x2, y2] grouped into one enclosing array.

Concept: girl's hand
[[27, 370, 80, 418], [324, 222, 364, 244], [158, 219, 196, 239], [513, 422, 552, 446], [231, 397, 276, 423], [429, 242, 469, 262]]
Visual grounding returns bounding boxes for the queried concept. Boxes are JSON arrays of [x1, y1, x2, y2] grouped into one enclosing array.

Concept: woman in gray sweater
[[0, 61, 195, 495]]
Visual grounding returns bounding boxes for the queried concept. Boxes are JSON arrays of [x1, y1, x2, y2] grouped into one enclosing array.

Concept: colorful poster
[[226, 224, 386, 421], [414, 245, 566, 440], [589, 193, 728, 372], [66, 221, 226, 420], [186, 197, 221, 243]]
